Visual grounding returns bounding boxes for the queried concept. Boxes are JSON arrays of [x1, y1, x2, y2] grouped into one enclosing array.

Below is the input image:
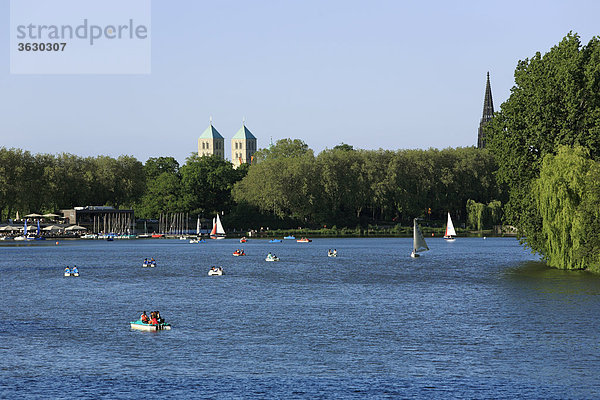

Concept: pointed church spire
[[478, 72, 495, 149]]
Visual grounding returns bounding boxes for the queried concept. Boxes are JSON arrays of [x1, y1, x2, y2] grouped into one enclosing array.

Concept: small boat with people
[[233, 249, 246, 256], [265, 252, 280, 262], [240, 237, 248, 243], [327, 249, 338, 257], [142, 258, 156, 268], [297, 237, 312, 243], [208, 266, 224, 276], [189, 238, 206, 244], [284, 235, 295, 240], [64, 266, 79, 277], [130, 311, 171, 331], [269, 239, 282, 243]]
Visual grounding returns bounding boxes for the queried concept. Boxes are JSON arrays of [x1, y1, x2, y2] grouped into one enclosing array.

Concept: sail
[[37, 220, 41, 236], [196, 217, 200, 235], [445, 213, 456, 237], [24, 219, 27, 235], [215, 214, 225, 235], [413, 219, 429, 253], [210, 218, 217, 236]]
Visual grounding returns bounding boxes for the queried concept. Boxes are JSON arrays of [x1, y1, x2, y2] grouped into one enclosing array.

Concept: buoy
[[55, 241, 59, 245], [431, 233, 434, 237]]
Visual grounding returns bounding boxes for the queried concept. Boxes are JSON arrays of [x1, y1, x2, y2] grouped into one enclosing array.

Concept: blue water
[[1, 237, 600, 399]]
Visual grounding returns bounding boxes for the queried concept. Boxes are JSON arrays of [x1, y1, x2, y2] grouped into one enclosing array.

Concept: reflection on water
[[506, 261, 600, 296]]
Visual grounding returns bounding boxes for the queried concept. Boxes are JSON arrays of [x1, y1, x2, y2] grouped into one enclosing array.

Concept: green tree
[[487, 33, 600, 256], [534, 146, 593, 269]]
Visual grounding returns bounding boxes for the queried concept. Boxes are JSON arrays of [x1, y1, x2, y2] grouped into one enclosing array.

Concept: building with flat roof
[[61, 206, 134, 234]]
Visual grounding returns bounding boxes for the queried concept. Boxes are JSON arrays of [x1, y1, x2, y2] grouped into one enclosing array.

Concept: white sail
[[413, 218, 429, 253], [215, 214, 225, 235], [445, 212, 456, 237], [196, 217, 200, 235]]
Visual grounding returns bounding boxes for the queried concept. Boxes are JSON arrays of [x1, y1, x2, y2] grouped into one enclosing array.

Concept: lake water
[[1, 237, 600, 399]]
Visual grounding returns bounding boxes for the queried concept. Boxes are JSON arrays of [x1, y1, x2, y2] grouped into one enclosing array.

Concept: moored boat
[[284, 235, 295, 240], [297, 237, 312, 243]]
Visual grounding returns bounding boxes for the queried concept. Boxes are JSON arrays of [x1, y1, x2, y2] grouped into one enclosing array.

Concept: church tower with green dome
[[231, 122, 257, 168], [198, 120, 225, 159]]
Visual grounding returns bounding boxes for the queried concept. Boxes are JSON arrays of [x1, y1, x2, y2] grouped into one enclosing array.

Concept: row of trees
[[0, 148, 145, 221], [487, 32, 600, 272], [0, 142, 501, 230], [233, 139, 502, 227]]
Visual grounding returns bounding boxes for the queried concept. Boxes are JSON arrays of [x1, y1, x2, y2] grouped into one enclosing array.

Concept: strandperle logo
[[15, 19, 149, 46]]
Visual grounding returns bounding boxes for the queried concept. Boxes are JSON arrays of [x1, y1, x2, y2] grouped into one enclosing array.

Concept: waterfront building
[[198, 122, 225, 159], [477, 72, 495, 149], [231, 122, 257, 168], [61, 206, 134, 234]]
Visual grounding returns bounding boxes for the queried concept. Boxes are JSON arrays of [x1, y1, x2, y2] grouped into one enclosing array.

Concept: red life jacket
[[141, 314, 149, 323], [150, 317, 158, 325]]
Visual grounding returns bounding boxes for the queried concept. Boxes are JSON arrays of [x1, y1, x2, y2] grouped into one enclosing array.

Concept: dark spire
[[477, 72, 495, 148]]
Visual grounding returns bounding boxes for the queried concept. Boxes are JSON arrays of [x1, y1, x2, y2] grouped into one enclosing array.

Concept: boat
[[14, 220, 35, 241], [233, 250, 246, 256], [240, 237, 247, 243], [444, 212, 457, 241], [265, 253, 280, 262], [189, 238, 205, 244], [64, 267, 79, 277], [142, 259, 156, 268], [64, 268, 71, 277], [151, 233, 164, 238], [209, 214, 226, 239], [130, 320, 171, 331], [269, 239, 282, 243], [284, 235, 295, 240], [208, 266, 223, 276], [297, 237, 312, 243], [327, 249, 338, 257], [411, 218, 429, 258]]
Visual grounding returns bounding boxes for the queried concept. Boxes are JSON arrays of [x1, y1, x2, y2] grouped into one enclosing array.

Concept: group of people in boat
[[139, 310, 164, 325], [64, 266, 79, 276], [210, 266, 224, 273], [233, 249, 246, 256], [266, 252, 279, 261], [327, 249, 338, 257], [143, 258, 156, 267]]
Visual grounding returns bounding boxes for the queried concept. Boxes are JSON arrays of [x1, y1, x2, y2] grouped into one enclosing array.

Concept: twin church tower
[[198, 120, 257, 168]]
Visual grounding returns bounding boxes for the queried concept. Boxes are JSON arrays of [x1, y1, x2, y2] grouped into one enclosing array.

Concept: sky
[[1, 0, 599, 164]]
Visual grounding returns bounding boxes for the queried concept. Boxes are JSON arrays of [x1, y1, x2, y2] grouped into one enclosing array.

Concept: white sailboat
[[210, 214, 225, 239], [411, 218, 429, 258], [444, 212, 456, 241]]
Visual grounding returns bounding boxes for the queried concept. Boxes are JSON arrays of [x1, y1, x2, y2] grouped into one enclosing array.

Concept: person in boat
[[333, 249, 337, 256], [149, 313, 158, 325], [72, 265, 78, 274], [156, 311, 163, 324], [140, 311, 149, 324], [64, 266, 70, 274]]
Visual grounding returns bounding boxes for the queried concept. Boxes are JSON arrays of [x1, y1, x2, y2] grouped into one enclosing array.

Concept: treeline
[[486, 32, 600, 272], [0, 148, 145, 220], [0, 142, 501, 230], [233, 140, 502, 227], [0, 148, 247, 221]]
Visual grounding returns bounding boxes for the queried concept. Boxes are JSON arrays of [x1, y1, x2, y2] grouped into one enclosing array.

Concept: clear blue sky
[[1, 0, 599, 164]]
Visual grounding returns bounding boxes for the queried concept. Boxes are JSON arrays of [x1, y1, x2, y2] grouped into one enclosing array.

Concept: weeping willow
[[534, 146, 594, 270]]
